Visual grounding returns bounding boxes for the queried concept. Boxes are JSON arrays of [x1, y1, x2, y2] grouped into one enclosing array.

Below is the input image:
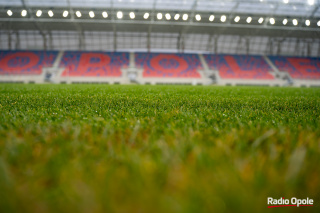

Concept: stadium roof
[[1, 0, 319, 37], [0, 0, 319, 53], [1, 0, 319, 16]]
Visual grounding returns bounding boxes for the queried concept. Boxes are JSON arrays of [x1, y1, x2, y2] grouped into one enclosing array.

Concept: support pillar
[[42, 33, 47, 50], [8, 31, 12, 50], [177, 33, 181, 52], [113, 26, 117, 52], [15, 31, 20, 50], [245, 37, 250, 55], [236, 36, 242, 54], [48, 31, 53, 50], [214, 36, 218, 54], [306, 41, 311, 57], [267, 38, 273, 55], [294, 39, 300, 56], [276, 40, 281, 56], [207, 34, 213, 52], [147, 26, 151, 52], [181, 34, 185, 53], [78, 31, 85, 51]]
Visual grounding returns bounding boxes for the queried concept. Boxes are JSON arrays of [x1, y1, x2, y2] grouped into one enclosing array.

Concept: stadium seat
[[0, 50, 58, 75], [204, 54, 274, 80], [268, 56, 320, 79], [135, 53, 202, 78], [60, 51, 129, 77]]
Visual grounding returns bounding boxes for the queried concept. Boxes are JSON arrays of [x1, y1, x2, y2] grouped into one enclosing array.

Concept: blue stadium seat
[[204, 54, 274, 80], [268, 56, 320, 79], [59, 51, 129, 77], [0, 50, 58, 75], [135, 53, 202, 78]]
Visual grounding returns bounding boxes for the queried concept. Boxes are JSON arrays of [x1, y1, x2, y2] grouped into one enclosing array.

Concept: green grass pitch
[[0, 84, 319, 212]]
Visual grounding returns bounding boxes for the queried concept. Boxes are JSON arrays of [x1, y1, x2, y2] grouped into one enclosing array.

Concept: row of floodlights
[[260, 0, 315, 5], [6, 9, 320, 27], [282, 0, 315, 5]]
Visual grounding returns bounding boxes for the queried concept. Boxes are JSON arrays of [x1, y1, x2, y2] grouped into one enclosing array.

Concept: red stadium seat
[[268, 56, 320, 79], [135, 53, 202, 78], [204, 54, 274, 80], [0, 51, 58, 75], [60, 51, 129, 77]]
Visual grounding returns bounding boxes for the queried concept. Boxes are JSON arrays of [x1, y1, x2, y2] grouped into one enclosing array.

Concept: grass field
[[0, 84, 319, 213]]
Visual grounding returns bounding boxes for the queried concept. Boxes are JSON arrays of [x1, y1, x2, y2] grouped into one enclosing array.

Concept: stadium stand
[[1, 50, 319, 87], [0, 50, 58, 83], [268, 56, 320, 80], [135, 53, 202, 78], [204, 54, 275, 80], [134, 53, 211, 85], [59, 51, 129, 77], [0, 50, 58, 75]]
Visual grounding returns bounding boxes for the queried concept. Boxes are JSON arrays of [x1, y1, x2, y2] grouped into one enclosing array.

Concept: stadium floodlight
[[305, 19, 310, 26], [182, 14, 188, 21], [269, 18, 275, 25], [292, 19, 298, 26], [258, 17, 264, 24], [89, 11, 95, 18], [308, 0, 314, 5], [234, 16, 240, 23], [129, 12, 135, 19], [174, 14, 180, 20], [221, 15, 226, 22], [209, 15, 215, 22], [157, 13, 163, 20], [165, 13, 171, 20], [7, 10, 13, 16], [102, 11, 108, 18], [21, 10, 27, 17], [317, 20, 320, 27], [283, 18, 288, 25], [195, 14, 201, 21], [48, 10, 54, 17], [246, 17, 252, 23], [76, 11, 81, 17], [36, 10, 42, 17], [117, 11, 123, 19], [283, 0, 289, 4], [63, 11, 69, 17], [144, 13, 149, 19]]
